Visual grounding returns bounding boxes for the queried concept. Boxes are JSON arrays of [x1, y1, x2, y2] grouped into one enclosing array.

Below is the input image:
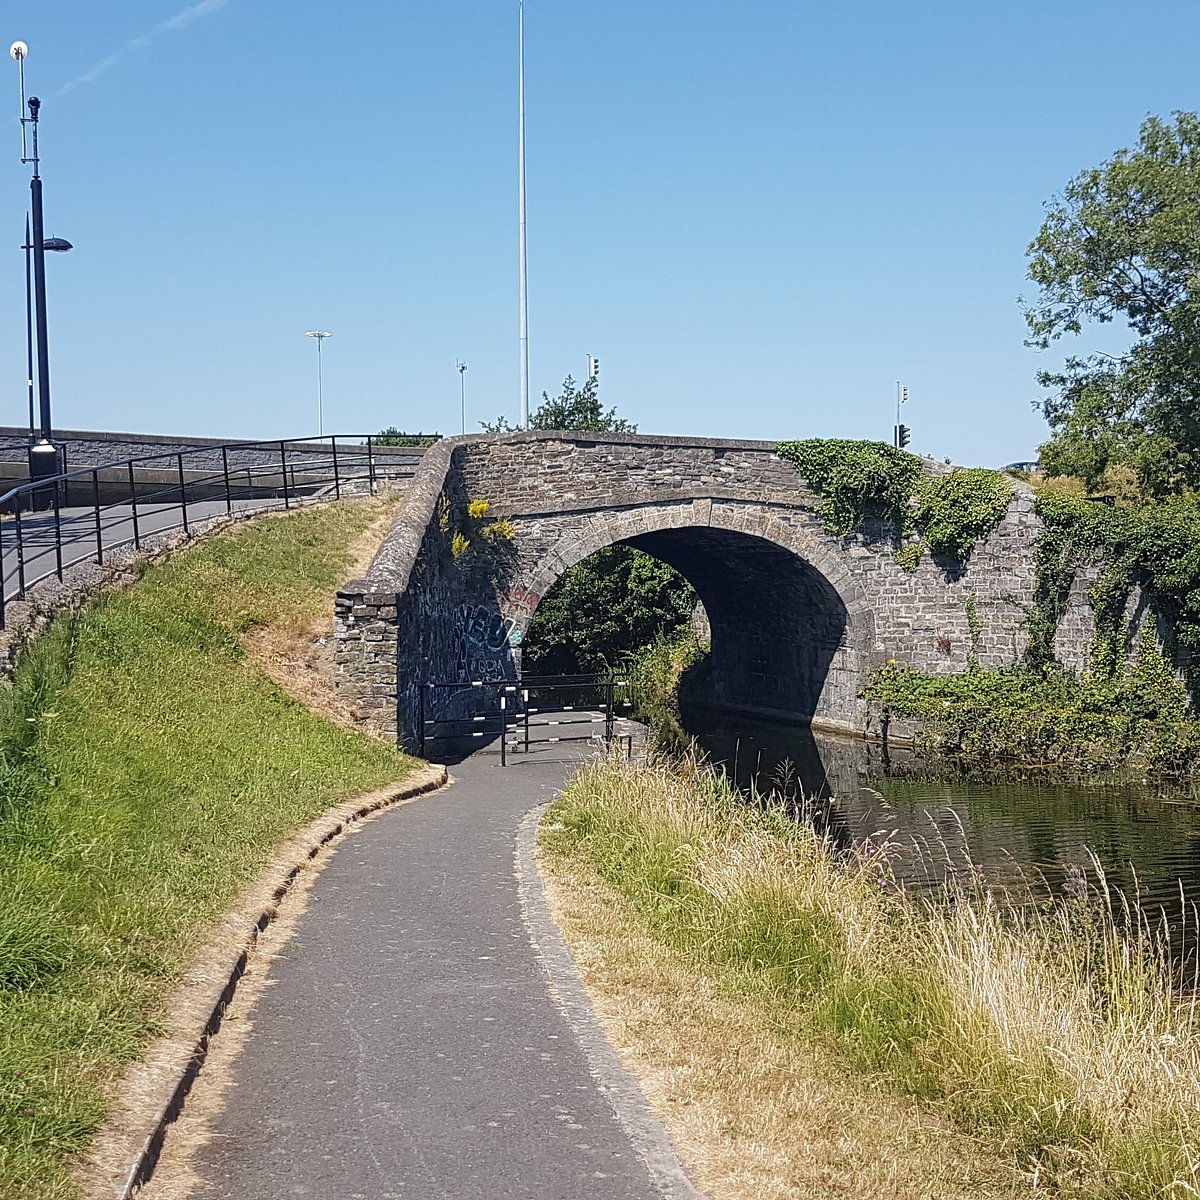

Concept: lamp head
[[9, 41, 28, 62]]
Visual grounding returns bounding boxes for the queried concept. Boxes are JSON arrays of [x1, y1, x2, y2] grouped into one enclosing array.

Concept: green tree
[[522, 545, 697, 677], [480, 380, 695, 676], [1024, 112, 1200, 494], [481, 374, 636, 433]]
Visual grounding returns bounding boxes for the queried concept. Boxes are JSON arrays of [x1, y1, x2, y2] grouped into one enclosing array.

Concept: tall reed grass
[[543, 755, 1200, 1196]]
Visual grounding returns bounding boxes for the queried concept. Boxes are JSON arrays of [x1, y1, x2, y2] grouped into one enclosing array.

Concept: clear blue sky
[[1, 1, 1197, 466]]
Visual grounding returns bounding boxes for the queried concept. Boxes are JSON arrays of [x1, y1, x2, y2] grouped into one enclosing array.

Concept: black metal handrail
[[0, 434, 420, 628], [418, 673, 631, 764]]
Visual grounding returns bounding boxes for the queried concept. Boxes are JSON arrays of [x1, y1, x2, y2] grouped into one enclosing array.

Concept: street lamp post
[[457, 359, 467, 434], [305, 330, 332, 437], [11, 43, 72, 502], [22, 217, 71, 443]]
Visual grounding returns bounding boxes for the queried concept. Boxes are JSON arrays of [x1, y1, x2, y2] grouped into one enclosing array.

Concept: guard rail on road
[[0, 434, 421, 628]]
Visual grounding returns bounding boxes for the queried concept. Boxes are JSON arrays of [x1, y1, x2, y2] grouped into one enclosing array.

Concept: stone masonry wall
[[335, 432, 1056, 749]]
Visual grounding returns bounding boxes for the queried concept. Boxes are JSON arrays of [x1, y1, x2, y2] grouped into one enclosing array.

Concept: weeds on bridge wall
[[775, 439, 1012, 571], [1030, 485, 1200, 694], [439, 496, 516, 587]]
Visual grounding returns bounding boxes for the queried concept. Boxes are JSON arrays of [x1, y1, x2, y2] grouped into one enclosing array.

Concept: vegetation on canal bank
[[0, 500, 415, 1199], [869, 480, 1200, 778], [863, 650, 1200, 777], [625, 626, 708, 750], [542, 755, 1200, 1198]]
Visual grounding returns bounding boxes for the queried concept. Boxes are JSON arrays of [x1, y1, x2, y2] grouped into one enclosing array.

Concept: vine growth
[[776, 439, 1012, 569]]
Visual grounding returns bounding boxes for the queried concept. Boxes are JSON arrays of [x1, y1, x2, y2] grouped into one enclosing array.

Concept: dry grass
[[542, 755, 1200, 1198], [239, 497, 401, 733], [538, 844, 1028, 1200]]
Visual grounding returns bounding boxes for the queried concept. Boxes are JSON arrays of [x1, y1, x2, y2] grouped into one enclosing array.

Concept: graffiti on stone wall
[[456, 602, 517, 682], [506, 586, 541, 616]]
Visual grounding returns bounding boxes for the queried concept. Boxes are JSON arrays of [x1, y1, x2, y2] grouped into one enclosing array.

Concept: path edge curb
[[516, 803, 708, 1200], [78, 762, 448, 1200]]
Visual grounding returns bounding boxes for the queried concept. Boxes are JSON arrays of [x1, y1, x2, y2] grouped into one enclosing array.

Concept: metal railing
[[418, 673, 632, 764], [0, 434, 419, 628]]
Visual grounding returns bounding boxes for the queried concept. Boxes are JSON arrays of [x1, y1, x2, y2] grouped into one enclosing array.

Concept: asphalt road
[[189, 754, 704, 1200]]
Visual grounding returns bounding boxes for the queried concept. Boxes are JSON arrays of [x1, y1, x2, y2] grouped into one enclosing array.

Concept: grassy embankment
[[0, 499, 416, 1199], [541, 755, 1200, 1198]]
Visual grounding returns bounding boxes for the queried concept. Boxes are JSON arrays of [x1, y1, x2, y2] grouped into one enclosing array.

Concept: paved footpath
[[190, 754, 706, 1200]]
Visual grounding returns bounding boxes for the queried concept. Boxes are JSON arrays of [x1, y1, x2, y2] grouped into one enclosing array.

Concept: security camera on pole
[[457, 359, 468, 435]]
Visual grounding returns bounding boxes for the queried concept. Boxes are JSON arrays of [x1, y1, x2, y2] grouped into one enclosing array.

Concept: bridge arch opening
[[519, 544, 698, 678], [515, 520, 861, 728]]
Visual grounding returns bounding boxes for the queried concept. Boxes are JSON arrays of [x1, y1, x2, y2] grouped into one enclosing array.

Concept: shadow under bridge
[[620, 525, 852, 725]]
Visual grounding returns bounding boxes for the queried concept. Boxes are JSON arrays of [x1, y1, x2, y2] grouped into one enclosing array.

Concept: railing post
[[523, 688, 530, 755], [605, 677, 614, 746], [221, 445, 232, 515], [418, 684, 426, 757], [0, 517, 6, 629], [500, 693, 507, 766], [331, 436, 341, 500], [52, 484, 63, 582], [367, 436, 376, 494], [92, 469, 104, 565], [178, 453, 189, 536], [127, 460, 141, 549], [280, 441, 291, 509], [14, 502, 26, 597]]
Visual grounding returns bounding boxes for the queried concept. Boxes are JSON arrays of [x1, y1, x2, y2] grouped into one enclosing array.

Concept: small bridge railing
[[0, 434, 418, 628], [418, 673, 633, 764]]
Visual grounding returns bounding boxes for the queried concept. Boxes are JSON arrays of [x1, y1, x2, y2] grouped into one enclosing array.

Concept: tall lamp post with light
[[11, 41, 71, 497], [305, 330, 332, 437]]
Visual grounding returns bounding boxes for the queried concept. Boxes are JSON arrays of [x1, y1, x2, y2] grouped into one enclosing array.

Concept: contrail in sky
[[57, 0, 231, 96]]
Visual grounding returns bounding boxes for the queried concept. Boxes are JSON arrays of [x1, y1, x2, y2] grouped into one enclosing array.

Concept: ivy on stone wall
[[775, 439, 1012, 569], [776, 439, 920, 535], [1030, 488, 1200, 695], [912, 469, 1013, 563]]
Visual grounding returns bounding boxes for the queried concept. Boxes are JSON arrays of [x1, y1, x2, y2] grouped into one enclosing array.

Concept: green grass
[[0, 500, 416, 1199], [543, 756, 1200, 1197]]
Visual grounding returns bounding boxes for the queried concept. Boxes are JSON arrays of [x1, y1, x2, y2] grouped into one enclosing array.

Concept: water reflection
[[692, 713, 1200, 923]]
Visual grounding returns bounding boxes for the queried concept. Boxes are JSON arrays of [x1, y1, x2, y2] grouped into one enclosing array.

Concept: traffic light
[[895, 423, 911, 449], [587, 354, 600, 380]]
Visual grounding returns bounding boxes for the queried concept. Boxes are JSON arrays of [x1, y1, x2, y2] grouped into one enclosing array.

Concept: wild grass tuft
[[543, 755, 1200, 1196], [0, 500, 414, 1199]]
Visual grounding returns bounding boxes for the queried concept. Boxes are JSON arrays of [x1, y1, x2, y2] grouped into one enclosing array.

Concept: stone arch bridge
[[335, 432, 1044, 749]]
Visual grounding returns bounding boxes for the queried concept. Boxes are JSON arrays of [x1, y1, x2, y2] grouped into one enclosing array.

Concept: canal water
[[692, 713, 1200, 924]]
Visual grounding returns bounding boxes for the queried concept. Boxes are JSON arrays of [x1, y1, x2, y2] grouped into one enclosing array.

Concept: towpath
[[186, 752, 704, 1199]]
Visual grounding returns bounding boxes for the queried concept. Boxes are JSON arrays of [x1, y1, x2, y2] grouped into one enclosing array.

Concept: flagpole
[[518, 0, 529, 429]]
